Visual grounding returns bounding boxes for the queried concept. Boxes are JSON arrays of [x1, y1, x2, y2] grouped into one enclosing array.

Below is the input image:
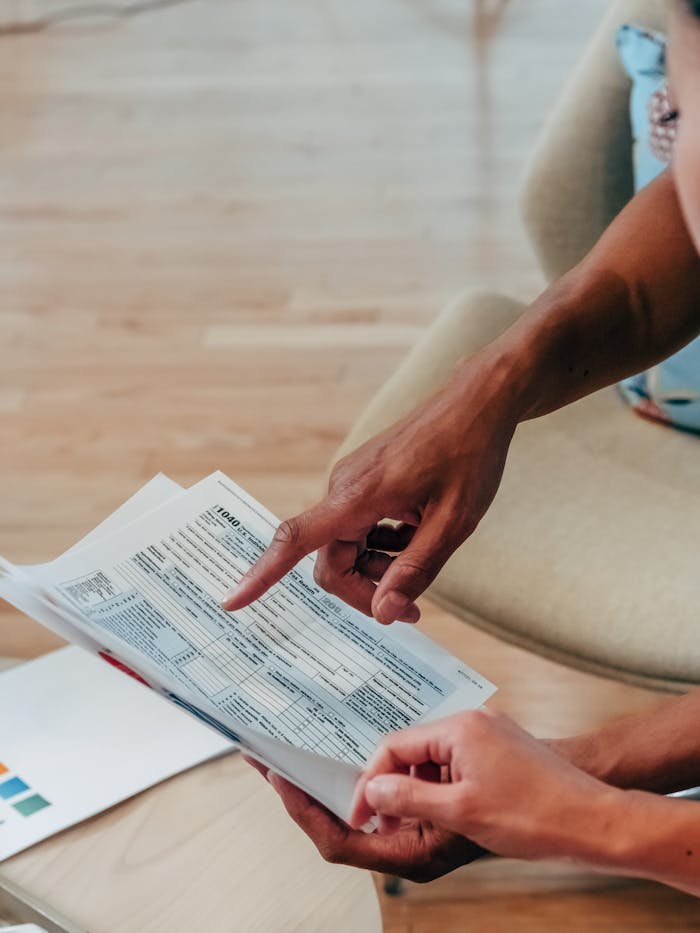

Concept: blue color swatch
[[0, 777, 29, 800]]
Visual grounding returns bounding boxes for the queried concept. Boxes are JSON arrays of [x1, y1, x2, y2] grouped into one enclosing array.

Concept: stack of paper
[[0, 472, 496, 828]]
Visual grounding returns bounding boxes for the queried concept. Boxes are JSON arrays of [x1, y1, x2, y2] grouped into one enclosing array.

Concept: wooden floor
[[2, 0, 699, 928]]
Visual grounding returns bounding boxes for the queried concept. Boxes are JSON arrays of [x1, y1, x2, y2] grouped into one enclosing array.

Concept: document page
[[0, 475, 187, 654], [26, 472, 495, 769], [0, 647, 231, 861], [65, 473, 184, 555]]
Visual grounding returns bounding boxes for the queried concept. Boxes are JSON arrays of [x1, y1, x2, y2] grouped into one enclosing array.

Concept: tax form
[[0, 472, 495, 821]]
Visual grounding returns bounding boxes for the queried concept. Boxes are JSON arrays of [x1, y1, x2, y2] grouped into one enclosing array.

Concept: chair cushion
[[338, 291, 700, 690]]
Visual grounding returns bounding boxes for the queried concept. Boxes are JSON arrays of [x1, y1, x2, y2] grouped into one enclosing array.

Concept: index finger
[[222, 499, 358, 611]]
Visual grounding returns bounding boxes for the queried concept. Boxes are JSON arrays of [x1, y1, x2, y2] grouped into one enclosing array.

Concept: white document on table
[[0, 646, 232, 861], [0, 471, 496, 824]]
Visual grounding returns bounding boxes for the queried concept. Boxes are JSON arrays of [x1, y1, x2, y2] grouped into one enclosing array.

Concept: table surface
[[0, 751, 381, 933]]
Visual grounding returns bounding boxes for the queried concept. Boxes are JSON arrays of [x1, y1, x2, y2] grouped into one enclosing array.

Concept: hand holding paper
[[0, 472, 496, 826]]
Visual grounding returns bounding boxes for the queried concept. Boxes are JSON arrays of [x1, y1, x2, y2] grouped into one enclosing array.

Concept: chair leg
[[383, 874, 404, 896]]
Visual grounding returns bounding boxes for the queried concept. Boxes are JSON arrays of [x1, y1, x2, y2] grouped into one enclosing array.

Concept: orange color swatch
[[0, 763, 7, 776]]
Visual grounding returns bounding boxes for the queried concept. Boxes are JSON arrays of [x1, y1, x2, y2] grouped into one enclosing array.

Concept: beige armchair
[[337, 0, 700, 693]]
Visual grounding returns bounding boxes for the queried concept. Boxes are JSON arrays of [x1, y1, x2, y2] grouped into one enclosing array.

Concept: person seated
[[225, 0, 700, 896]]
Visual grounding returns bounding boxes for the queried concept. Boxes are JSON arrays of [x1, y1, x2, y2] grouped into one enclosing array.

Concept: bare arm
[[552, 687, 700, 795], [224, 170, 700, 625], [497, 169, 700, 419], [349, 710, 700, 899], [250, 696, 700, 890]]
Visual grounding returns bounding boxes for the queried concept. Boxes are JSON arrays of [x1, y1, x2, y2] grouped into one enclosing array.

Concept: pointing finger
[[222, 499, 362, 610]]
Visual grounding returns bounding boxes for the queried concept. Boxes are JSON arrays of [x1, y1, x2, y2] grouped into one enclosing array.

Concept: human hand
[[223, 354, 520, 624], [350, 709, 621, 863], [245, 756, 488, 881]]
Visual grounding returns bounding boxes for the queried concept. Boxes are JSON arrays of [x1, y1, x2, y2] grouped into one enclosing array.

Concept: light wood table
[[0, 751, 381, 933]]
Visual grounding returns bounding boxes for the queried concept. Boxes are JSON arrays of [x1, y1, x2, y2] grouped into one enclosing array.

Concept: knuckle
[[328, 454, 352, 489], [460, 709, 488, 735], [455, 710, 481, 743], [273, 517, 304, 550], [470, 707, 494, 731], [328, 459, 360, 498], [394, 560, 436, 591], [328, 483, 363, 513], [316, 840, 342, 864], [394, 780, 414, 810], [328, 458, 375, 508]]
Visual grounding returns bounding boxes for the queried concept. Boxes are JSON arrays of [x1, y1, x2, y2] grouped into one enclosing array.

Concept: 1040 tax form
[[0, 472, 496, 822]]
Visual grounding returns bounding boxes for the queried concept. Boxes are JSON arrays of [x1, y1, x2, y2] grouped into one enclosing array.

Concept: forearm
[[550, 689, 700, 794], [466, 170, 700, 421], [563, 785, 700, 897]]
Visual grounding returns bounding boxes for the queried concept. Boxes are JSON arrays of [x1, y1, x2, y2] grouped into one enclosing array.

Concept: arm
[[493, 169, 700, 419], [250, 699, 700, 889], [552, 688, 700, 795], [223, 170, 700, 624], [249, 693, 700, 886], [350, 710, 700, 898]]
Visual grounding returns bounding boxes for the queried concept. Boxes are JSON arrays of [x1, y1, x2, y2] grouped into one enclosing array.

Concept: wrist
[[547, 694, 700, 794], [449, 290, 573, 426], [450, 268, 613, 425], [556, 784, 700, 894], [548, 781, 634, 867], [449, 338, 539, 428], [547, 733, 623, 786]]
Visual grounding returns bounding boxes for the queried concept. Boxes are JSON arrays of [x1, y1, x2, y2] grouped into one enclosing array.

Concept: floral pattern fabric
[[616, 24, 700, 433]]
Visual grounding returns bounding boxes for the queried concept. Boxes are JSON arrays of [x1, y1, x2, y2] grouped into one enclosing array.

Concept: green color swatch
[[13, 794, 51, 817]]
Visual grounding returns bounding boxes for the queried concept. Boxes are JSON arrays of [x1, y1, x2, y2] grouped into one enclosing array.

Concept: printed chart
[[0, 762, 51, 828], [0, 648, 230, 861]]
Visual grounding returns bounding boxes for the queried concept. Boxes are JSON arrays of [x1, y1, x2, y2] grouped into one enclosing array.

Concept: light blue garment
[[616, 24, 700, 433], [616, 24, 668, 190]]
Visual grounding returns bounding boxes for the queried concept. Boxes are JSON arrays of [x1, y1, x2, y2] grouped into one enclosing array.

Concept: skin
[[232, 3, 700, 893], [347, 711, 700, 897], [671, 7, 700, 253], [223, 168, 700, 626]]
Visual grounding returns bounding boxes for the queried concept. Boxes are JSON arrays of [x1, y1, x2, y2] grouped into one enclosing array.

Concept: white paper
[[1, 472, 496, 822], [0, 647, 232, 861], [65, 473, 184, 555]]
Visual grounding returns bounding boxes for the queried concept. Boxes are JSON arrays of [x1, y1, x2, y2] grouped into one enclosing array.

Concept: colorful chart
[[0, 763, 51, 819], [13, 795, 51, 817], [0, 777, 29, 799]]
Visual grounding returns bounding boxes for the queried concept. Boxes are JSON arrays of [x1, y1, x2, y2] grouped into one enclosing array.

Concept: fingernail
[[376, 591, 410, 624], [220, 587, 241, 610], [365, 775, 397, 807]]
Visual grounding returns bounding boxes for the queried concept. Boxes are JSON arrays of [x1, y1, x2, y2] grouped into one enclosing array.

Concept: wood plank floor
[[2, 0, 699, 928]]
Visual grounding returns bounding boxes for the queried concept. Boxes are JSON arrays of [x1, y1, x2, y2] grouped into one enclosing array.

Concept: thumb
[[372, 504, 461, 624], [364, 773, 456, 824]]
